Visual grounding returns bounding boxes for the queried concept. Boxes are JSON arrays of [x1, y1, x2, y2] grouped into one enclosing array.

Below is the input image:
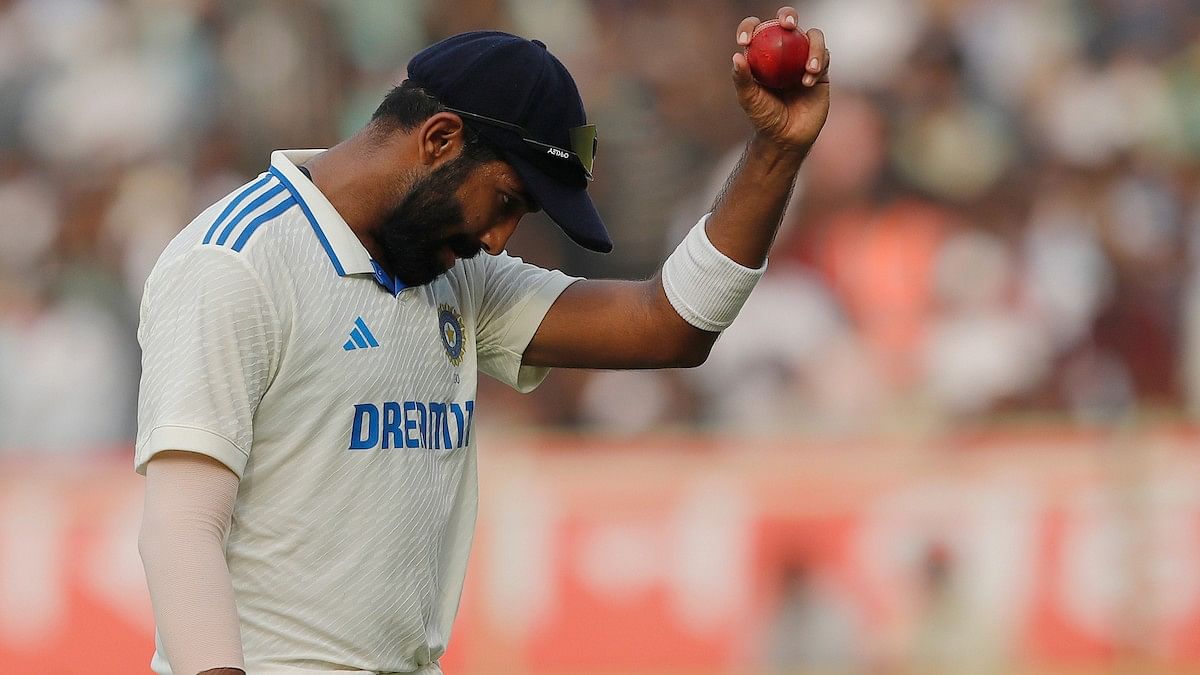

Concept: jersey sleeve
[[473, 252, 579, 392], [135, 247, 282, 478]]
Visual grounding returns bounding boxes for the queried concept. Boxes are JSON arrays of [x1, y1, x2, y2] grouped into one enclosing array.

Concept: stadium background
[[1, 0, 1199, 673]]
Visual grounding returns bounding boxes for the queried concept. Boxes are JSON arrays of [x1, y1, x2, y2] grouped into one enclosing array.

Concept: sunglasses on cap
[[444, 107, 598, 181]]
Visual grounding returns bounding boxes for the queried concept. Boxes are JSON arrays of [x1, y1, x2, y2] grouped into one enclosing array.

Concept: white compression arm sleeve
[[139, 452, 245, 675], [661, 213, 767, 332]]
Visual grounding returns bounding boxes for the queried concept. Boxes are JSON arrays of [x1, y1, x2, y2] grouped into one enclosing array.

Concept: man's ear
[[416, 112, 468, 168]]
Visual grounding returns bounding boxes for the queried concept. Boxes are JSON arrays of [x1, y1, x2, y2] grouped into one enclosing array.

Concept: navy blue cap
[[407, 31, 612, 253]]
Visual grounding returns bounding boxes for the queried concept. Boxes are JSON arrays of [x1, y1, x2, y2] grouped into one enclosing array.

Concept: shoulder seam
[[220, 248, 286, 388], [144, 243, 287, 399], [161, 245, 287, 381]]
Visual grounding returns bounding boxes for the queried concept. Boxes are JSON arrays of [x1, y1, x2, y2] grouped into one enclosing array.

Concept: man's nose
[[478, 217, 520, 255]]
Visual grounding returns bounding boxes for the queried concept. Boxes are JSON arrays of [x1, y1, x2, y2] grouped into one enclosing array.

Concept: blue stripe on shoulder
[[269, 166, 346, 276], [203, 174, 273, 245], [214, 182, 286, 246], [230, 197, 297, 252]]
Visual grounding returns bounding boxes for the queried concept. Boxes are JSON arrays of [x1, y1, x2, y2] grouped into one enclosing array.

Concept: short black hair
[[371, 80, 502, 164], [372, 80, 444, 131]]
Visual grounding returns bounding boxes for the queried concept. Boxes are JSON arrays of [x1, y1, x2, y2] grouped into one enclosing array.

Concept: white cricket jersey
[[135, 150, 578, 674]]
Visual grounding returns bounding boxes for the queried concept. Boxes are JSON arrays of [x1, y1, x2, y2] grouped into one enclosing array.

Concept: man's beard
[[375, 156, 485, 288]]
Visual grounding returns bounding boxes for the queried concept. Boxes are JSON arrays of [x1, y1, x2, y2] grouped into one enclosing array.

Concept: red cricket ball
[[744, 18, 811, 90]]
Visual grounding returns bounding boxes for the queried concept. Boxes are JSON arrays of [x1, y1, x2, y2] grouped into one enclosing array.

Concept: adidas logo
[[343, 317, 380, 351]]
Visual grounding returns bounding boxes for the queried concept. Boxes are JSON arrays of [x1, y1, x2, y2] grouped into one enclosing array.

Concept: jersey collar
[[268, 149, 375, 277]]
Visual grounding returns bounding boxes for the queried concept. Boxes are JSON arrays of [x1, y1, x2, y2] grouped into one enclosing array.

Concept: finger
[[731, 51, 755, 88], [736, 16, 761, 46], [806, 28, 827, 73], [776, 6, 800, 30]]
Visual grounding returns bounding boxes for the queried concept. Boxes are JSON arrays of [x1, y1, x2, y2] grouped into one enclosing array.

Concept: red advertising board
[[1, 431, 1198, 674]]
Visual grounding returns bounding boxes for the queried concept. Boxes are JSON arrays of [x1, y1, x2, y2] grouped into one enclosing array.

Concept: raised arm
[[523, 6, 830, 369]]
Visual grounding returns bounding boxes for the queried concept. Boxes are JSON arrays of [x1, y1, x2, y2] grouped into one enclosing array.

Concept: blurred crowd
[[1, 0, 1198, 453]]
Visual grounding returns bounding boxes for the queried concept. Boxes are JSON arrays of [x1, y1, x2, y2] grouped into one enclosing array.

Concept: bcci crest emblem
[[438, 304, 466, 367]]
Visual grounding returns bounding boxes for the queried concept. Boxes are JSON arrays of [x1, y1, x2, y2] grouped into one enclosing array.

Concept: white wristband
[[661, 213, 766, 332]]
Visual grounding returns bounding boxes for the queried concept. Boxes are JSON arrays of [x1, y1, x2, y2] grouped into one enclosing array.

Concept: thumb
[[731, 51, 776, 119], [731, 52, 756, 89]]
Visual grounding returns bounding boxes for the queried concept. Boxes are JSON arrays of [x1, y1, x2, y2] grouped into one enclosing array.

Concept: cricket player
[[137, 7, 829, 674]]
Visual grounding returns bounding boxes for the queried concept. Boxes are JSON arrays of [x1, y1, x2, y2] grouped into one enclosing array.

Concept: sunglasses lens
[[569, 124, 598, 175]]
